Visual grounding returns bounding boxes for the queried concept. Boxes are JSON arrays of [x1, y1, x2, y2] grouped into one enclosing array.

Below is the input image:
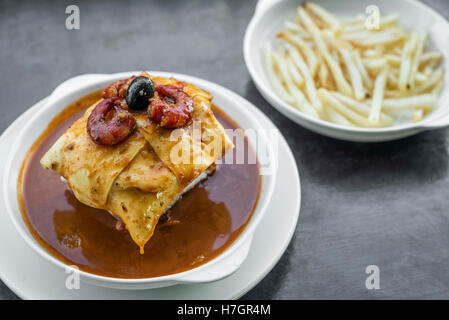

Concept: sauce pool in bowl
[[18, 90, 261, 279]]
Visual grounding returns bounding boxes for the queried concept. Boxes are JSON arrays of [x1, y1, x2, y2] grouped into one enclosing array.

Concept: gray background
[[1, 0, 449, 300]]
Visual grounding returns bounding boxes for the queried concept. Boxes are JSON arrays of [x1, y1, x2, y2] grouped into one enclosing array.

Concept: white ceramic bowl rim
[[3, 71, 277, 286], [244, 0, 449, 135]]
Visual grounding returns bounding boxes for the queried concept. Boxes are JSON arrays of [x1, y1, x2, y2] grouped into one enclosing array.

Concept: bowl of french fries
[[244, 0, 449, 142]]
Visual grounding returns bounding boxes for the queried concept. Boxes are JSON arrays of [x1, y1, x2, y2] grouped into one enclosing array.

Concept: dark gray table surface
[[1, 0, 449, 300]]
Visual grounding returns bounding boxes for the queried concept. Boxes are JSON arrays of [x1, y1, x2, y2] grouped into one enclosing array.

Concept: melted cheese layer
[[40, 74, 234, 252]]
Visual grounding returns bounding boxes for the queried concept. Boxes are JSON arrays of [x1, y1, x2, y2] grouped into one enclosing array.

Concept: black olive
[[126, 76, 155, 110]]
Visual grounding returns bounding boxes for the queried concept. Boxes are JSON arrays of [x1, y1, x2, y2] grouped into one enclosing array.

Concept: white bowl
[[244, 0, 449, 142], [2, 72, 277, 290]]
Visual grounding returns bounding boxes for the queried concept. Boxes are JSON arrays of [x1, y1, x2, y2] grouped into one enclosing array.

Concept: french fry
[[343, 23, 365, 34], [322, 29, 338, 49], [332, 50, 340, 66], [363, 58, 387, 70], [415, 72, 427, 83], [263, 42, 295, 104], [341, 28, 403, 41], [318, 88, 376, 127], [273, 51, 319, 118], [363, 49, 382, 59], [369, 67, 389, 123], [304, 2, 341, 32], [286, 56, 304, 87], [385, 54, 402, 67], [414, 66, 443, 94], [298, 7, 353, 96], [342, 29, 406, 46], [387, 69, 399, 88], [384, 89, 408, 98], [271, 51, 290, 81], [317, 53, 329, 87], [284, 21, 308, 36], [381, 94, 438, 111], [354, 50, 373, 89], [419, 51, 443, 66], [340, 48, 365, 100], [398, 32, 418, 91], [325, 106, 353, 126], [290, 85, 320, 118], [278, 31, 318, 76], [331, 91, 393, 126], [287, 45, 323, 112], [409, 32, 427, 87]]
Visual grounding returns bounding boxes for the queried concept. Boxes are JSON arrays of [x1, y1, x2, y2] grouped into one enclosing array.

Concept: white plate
[[3, 72, 278, 290], [244, 0, 449, 142], [0, 96, 300, 299]]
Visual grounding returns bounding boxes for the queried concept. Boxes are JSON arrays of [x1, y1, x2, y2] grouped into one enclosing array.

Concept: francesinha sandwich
[[41, 73, 234, 253]]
